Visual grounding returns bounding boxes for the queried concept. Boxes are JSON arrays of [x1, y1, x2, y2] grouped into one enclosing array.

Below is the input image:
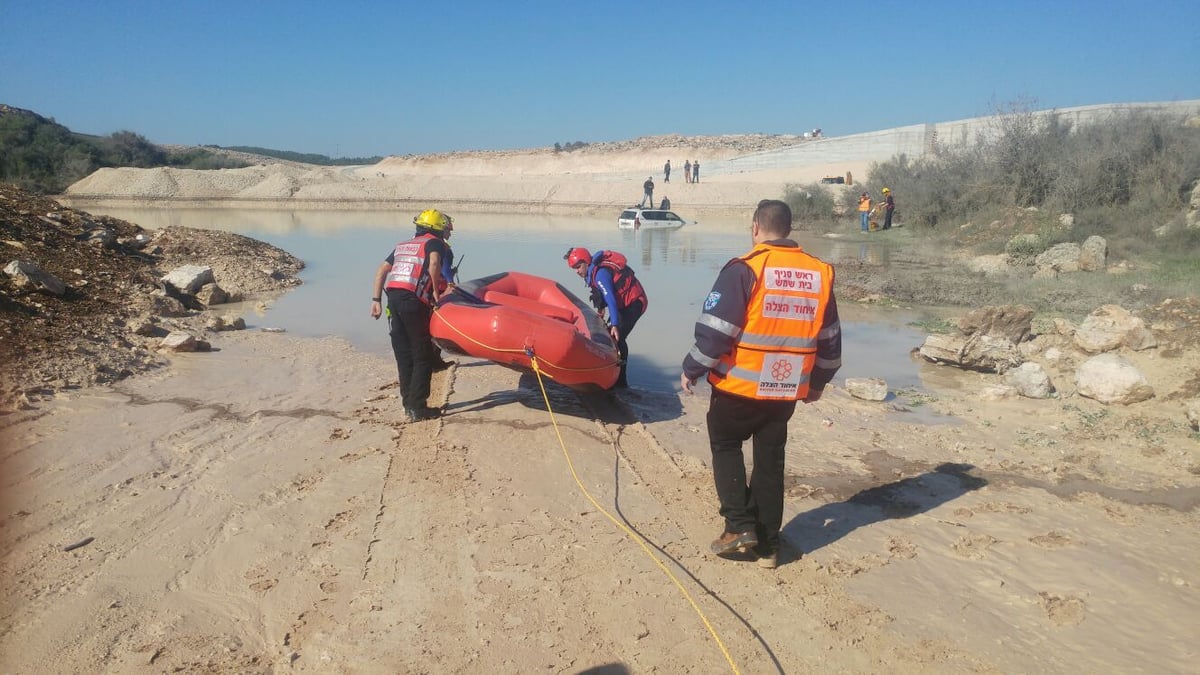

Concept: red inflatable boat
[[430, 271, 621, 391]]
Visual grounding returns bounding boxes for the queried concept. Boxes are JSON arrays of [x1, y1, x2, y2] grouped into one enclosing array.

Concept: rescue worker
[[681, 199, 842, 569], [881, 187, 895, 230], [429, 214, 458, 372], [370, 208, 452, 421], [857, 192, 872, 232], [564, 247, 649, 389]]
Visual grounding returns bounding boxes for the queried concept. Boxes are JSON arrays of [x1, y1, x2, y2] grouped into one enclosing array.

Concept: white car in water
[[617, 208, 691, 230]]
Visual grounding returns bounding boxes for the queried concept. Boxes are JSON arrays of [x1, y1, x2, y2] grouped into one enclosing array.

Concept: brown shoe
[[710, 530, 758, 555]]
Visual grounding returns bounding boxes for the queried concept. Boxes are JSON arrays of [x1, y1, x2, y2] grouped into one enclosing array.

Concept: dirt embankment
[[0, 184, 302, 409], [60, 134, 842, 214]]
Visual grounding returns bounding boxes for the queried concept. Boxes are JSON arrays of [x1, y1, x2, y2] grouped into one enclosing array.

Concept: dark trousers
[[386, 291, 435, 409], [707, 389, 797, 549], [614, 299, 645, 387], [883, 208, 893, 230]]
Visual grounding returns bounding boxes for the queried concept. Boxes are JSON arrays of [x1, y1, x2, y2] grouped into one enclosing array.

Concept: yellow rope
[[433, 304, 620, 374], [528, 355, 741, 675]]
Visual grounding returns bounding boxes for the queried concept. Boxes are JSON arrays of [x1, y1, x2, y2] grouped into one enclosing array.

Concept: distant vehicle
[[617, 208, 692, 230]]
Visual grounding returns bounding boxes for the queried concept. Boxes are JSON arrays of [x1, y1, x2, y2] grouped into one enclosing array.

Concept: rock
[[1035, 242, 1082, 274], [1186, 400, 1200, 431], [149, 293, 191, 317], [1053, 318, 1076, 337], [958, 305, 1034, 343], [1079, 236, 1107, 272], [1075, 354, 1154, 405], [79, 226, 117, 248], [845, 378, 888, 401], [206, 315, 246, 331], [3, 260, 66, 295], [967, 254, 1010, 276], [978, 384, 1018, 401], [160, 331, 199, 352], [131, 316, 166, 337], [1059, 213, 1075, 228], [161, 265, 215, 294], [1073, 305, 1157, 353], [1003, 362, 1055, 399], [919, 333, 1023, 373], [195, 282, 229, 306]]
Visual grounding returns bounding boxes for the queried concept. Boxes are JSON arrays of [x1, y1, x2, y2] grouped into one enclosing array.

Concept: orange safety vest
[[384, 233, 444, 304], [708, 243, 834, 400], [858, 196, 872, 212]]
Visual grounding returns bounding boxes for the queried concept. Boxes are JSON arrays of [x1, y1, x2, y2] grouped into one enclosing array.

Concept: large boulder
[[1075, 354, 1154, 405], [1003, 362, 1055, 399], [3, 260, 66, 295], [161, 265, 215, 294], [919, 333, 1023, 373], [1078, 236, 1108, 272], [958, 305, 1034, 343], [1035, 243, 1082, 274], [1073, 305, 1157, 353]]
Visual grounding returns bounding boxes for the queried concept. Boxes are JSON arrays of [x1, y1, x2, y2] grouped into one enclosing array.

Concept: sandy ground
[[1, 323, 1196, 673], [4, 138, 1198, 672]]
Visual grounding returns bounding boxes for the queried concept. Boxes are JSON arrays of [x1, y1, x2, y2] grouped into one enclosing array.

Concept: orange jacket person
[[681, 199, 841, 568], [857, 192, 872, 232]]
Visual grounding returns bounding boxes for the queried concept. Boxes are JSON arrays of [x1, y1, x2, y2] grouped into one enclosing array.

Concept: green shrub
[[864, 104, 1200, 263], [783, 183, 836, 224]]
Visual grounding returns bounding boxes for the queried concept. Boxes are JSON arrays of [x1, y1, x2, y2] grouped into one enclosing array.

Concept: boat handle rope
[[525, 351, 741, 675], [432, 305, 621, 374]]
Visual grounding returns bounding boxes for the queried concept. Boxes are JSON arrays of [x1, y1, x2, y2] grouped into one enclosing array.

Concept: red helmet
[[564, 247, 591, 268]]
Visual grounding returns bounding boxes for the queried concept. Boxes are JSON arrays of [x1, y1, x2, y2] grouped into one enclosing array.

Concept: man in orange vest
[[681, 199, 842, 568], [857, 191, 872, 232], [371, 208, 452, 422]]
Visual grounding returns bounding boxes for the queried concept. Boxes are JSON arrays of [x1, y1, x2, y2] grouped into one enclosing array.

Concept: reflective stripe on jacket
[[708, 243, 834, 400], [384, 233, 441, 304], [858, 197, 872, 212]]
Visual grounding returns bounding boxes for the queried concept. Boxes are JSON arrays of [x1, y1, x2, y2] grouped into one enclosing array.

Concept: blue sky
[[3, 1, 1198, 158]]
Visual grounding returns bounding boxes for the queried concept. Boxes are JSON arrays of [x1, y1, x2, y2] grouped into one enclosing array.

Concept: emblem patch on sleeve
[[703, 291, 721, 311]]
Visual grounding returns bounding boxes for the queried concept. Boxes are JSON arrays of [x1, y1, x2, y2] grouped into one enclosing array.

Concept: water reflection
[[79, 207, 936, 393], [826, 239, 890, 266]]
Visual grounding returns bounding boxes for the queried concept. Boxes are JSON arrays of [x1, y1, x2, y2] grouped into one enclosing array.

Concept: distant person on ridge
[[692, 160, 700, 183], [564, 247, 649, 389], [881, 187, 895, 230], [370, 208, 452, 421], [664, 159, 671, 183], [640, 177, 655, 208], [684, 160, 692, 184]]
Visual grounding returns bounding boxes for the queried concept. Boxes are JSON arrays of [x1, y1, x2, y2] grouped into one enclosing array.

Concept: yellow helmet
[[413, 208, 448, 232], [881, 187, 891, 194]]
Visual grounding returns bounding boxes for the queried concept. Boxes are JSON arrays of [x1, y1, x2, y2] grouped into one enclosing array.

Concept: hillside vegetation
[[0, 105, 253, 194], [217, 145, 383, 166], [785, 108, 1200, 292]]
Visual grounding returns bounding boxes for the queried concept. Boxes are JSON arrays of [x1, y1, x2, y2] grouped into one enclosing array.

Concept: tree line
[[0, 106, 250, 194]]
